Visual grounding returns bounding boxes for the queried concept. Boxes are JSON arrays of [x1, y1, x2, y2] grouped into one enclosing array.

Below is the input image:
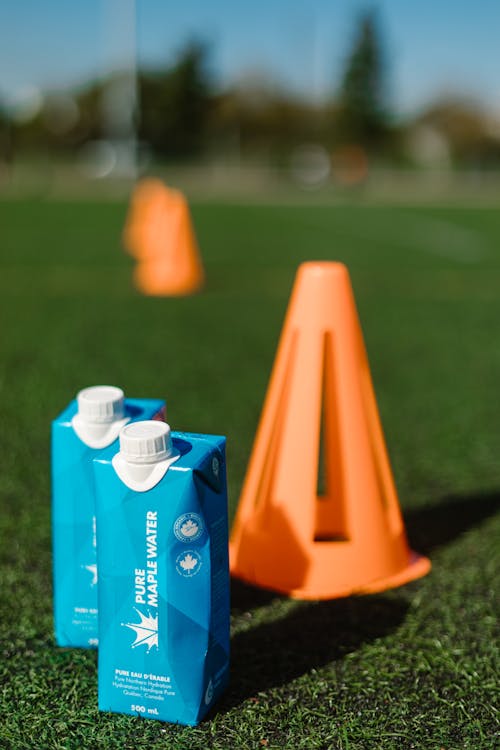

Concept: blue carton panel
[[94, 433, 230, 725], [51, 398, 165, 647]]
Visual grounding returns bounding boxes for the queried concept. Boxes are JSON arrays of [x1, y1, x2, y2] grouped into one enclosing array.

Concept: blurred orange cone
[[230, 261, 430, 599], [123, 178, 168, 260], [123, 178, 204, 296]]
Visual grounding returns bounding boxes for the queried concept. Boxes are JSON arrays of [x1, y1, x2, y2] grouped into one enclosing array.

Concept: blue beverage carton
[[94, 421, 230, 725], [52, 386, 165, 648]]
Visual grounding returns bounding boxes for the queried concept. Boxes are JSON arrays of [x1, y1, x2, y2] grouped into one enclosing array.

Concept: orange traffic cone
[[123, 178, 168, 260], [230, 261, 430, 599], [123, 178, 204, 296]]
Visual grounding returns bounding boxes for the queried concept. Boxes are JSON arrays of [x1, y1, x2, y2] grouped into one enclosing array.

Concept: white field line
[[405, 216, 489, 264], [328, 212, 490, 265]]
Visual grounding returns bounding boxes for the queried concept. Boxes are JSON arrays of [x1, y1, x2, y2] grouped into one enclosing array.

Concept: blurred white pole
[[311, 4, 325, 105], [101, 0, 138, 179]]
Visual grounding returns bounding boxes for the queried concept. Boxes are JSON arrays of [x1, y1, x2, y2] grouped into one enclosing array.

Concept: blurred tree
[[0, 103, 13, 169], [139, 40, 213, 159], [411, 99, 500, 168], [210, 78, 318, 161], [336, 9, 391, 149]]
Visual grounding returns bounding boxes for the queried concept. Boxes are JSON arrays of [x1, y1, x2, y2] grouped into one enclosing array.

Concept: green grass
[[0, 197, 498, 749]]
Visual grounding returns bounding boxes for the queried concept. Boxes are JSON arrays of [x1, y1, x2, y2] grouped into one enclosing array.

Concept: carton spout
[[112, 421, 180, 492]]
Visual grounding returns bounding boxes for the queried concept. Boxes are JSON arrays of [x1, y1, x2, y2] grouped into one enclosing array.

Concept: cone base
[[136, 282, 204, 297], [230, 549, 431, 601], [133, 266, 204, 297]]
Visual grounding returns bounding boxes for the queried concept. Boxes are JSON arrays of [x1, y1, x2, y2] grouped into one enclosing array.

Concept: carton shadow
[[222, 593, 408, 709], [221, 488, 500, 709], [223, 497, 407, 710]]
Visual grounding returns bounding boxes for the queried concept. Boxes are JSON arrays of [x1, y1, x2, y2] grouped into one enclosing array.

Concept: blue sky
[[1, 0, 499, 116]]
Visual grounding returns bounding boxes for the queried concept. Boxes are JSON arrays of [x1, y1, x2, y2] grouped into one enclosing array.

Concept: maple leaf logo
[[175, 549, 202, 577], [180, 519, 199, 537], [179, 553, 198, 571], [84, 563, 98, 586], [122, 608, 158, 652]]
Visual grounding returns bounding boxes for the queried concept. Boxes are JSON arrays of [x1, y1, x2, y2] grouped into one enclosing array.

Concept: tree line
[[2, 10, 500, 169]]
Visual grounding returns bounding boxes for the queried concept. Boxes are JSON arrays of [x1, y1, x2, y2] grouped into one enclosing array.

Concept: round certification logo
[[174, 512, 204, 542], [175, 550, 202, 577]]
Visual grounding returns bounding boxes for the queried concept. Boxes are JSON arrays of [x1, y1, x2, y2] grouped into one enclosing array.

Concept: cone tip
[[297, 261, 348, 280], [132, 176, 165, 196], [294, 262, 350, 294], [131, 178, 183, 204]]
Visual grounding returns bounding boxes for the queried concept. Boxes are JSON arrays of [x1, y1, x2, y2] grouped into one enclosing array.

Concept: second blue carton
[[52, 386, 165, 648]]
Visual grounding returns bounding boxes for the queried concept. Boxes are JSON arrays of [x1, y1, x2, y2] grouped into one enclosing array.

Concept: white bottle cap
[[119, 420, 173, 464], [72, 385, 130, 449], [77, 386, 125, 424]]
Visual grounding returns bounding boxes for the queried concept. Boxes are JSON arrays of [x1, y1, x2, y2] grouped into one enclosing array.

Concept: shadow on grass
[[222, 592, 408, 709], [405, 488, 500, 556], [222, 489, 500, 709]]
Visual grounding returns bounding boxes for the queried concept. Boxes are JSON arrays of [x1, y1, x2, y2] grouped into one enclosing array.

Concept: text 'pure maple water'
[[94, 421, 230, 725], [51, 386, 165, 648]]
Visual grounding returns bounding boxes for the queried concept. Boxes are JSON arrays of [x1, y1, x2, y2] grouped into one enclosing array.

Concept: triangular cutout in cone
[[229, 261, 430, 599], [253, 331, 299, 514], [314, 331, 349, 543]]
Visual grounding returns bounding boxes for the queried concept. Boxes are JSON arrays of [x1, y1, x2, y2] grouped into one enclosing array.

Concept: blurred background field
[[2, 1, 500, 204], [1, 1, 499, 748]]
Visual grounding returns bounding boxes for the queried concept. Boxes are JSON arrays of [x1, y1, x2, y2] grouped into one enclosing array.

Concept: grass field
[[0, 197, 498, 749]]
